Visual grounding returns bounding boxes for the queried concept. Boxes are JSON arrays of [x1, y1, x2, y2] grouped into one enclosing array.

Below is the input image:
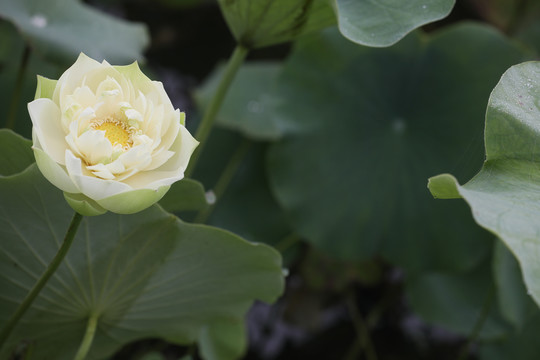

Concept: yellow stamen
[[92, 117, 132, 149]]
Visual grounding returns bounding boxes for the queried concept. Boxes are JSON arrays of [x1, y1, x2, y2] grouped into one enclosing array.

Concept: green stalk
[[456, 284, 496, 360], [0, 212, 84, 349], [194, 139, 251, 223], [73, 313, 99, 360], [186, 45, 249, 178], [6, 45, 31, 130], [274, 233, 301, 253], [345, 292, 378, 360]]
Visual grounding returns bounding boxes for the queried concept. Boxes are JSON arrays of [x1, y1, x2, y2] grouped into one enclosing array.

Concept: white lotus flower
[[29, 53, 198, 216]]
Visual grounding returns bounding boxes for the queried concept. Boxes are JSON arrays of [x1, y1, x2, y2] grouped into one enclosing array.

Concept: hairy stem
[[186, 45, 249, 177], [0, 212, 84, 349], [274, 233, 301, 253], [194, 139, 251, 223]]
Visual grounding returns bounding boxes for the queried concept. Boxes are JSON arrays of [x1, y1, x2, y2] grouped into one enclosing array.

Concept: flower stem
[[345, 291, 378, 360], [0, 212, 84, 349], [194, 139, 251, 223], [186, 45, 249, 178], [73, 313, 99, 360], [6, 45, 31, 130]]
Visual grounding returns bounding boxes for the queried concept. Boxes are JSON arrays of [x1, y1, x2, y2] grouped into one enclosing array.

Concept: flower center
[[92, 117, 133, 149]]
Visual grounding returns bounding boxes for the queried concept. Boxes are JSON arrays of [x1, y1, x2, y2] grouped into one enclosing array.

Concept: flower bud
[[29, 53, 198, 215]]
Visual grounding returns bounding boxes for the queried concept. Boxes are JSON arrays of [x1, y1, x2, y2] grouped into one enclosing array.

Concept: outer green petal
[[64, 192, 107, 216], [180, 111, 186, 126], [96, 185, 170, 214], [35, 76, 58, 100], [114, 61, 155, 94], [33, 147, 79, 194]]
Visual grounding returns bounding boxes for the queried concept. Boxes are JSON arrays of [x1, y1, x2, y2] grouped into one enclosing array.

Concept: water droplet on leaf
[[392, 118, 406, 133], [248, 100, 264, 113], [205, 190, 216, 205], [30, 14, 48, 28]]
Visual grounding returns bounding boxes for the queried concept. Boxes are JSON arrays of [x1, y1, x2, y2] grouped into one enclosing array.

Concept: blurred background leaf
[[0, 0, 149, 65], [332, 0, 455, 46], [479, 312, 540, 360], [0, 22, 62, 137], [406, 254, 511, 341], [492, 240, 538, 331], [265, 23, 526, 272], [195, 62, 285, 140]]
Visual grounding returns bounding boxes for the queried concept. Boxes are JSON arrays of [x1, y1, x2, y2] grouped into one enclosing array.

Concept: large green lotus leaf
[[217, 0, 336, 48], [0, 129, 34, 177], [428, 62, 540, 304], [333, 0, 455, 47], [0, 0, 149, 64], [195, 62, 285, 140], [407, 257, 511, 340], [267, 24, 526, 271], [0, 165, 284, 359], [493, 240, 538, 330]]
